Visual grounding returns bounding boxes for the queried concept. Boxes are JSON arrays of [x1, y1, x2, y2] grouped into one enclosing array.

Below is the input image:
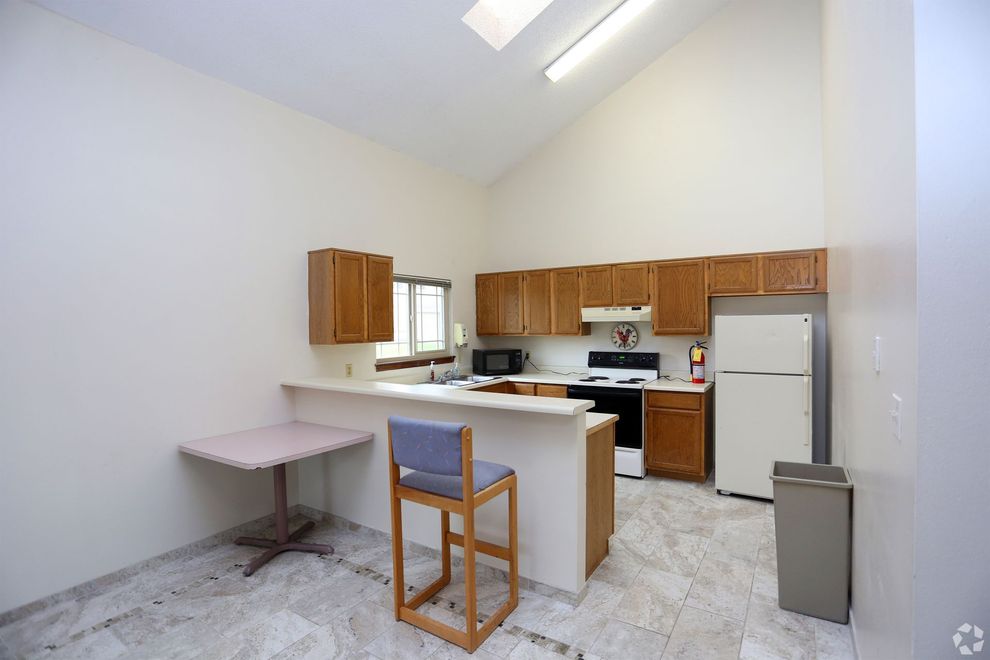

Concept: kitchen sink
[[420, 375, 499, 387]]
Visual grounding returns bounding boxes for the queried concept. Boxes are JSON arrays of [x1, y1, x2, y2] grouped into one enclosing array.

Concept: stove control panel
[[587, 351, 660, 370]]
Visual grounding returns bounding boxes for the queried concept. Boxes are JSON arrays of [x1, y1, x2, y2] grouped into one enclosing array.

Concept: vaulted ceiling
[[32, 0, 729, 184]]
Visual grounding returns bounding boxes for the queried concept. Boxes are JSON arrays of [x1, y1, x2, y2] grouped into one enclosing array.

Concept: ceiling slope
[[31, 0, 728, 184]]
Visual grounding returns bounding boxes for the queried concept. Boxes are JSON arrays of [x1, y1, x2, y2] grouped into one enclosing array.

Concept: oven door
[[566, 385, 644, 450]]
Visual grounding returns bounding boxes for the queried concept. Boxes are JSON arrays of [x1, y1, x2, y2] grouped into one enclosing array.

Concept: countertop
[[586, 413, 618, 434], [281, 376, 594, 416], [455, 370, 714, 394], [644, 376, 713, 393]]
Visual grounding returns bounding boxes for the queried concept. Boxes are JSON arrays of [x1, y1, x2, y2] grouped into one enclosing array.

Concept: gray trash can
[[770, 461, 852, 624]]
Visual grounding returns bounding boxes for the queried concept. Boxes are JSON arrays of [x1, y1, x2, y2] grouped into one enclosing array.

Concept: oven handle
[[615, 447, 640, 453]]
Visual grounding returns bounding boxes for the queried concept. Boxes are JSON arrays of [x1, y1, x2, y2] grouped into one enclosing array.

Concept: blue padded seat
[[399, 460, 515, 500]]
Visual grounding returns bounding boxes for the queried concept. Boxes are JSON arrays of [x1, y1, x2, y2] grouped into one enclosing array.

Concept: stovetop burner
[[579, 376, 610, 382], [614, 378, 647, 384]]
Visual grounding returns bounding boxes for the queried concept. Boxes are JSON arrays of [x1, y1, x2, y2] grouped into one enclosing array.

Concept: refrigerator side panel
[[715, 372, 813, 499], [714, 314, 812, 375]]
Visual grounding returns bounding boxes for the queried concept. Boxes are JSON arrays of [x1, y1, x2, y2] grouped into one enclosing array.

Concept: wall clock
[[611, 323, 639, 351]]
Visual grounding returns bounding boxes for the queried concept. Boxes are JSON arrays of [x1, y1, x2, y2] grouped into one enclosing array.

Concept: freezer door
[[715, 314, 812, 375], [715, 372, 812, 499]]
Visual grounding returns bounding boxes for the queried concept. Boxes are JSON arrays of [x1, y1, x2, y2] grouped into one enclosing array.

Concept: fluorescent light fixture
[[544, 0, 656, 82], [463, 0, 557, 51]]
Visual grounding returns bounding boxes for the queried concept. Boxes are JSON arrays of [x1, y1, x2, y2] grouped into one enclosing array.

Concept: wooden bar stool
[[387, 416, 518, 654]]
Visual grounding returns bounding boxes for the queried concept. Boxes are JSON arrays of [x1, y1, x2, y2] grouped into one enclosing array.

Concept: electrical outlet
[[525, 352, 530, 362], [345, 363, 353, 378]]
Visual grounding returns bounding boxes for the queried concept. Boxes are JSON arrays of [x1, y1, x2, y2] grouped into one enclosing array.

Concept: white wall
[[0, 0, 486, 613], [821, 2, 918, 658], [912, 0, 990, 654], [484, 0, 825, 271]]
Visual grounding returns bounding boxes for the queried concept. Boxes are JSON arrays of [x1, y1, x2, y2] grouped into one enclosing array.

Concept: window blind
[[394, 274, 452, 289]]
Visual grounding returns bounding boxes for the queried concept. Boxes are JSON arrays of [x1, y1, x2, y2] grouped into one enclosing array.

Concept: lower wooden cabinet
[[645, 389, 713, 482], [473, 381, 569, 398], [535, 384, 568, 398], [473, 381, 510, 394]]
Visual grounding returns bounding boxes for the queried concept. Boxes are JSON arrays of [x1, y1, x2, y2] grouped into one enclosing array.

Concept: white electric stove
[[566, 351, 660, 478]]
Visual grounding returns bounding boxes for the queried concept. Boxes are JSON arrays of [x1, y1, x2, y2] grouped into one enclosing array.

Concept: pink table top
[[179, 421, 373, 470]]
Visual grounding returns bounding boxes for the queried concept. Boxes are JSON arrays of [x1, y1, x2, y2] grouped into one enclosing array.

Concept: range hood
[[581, 306, 653, 323]]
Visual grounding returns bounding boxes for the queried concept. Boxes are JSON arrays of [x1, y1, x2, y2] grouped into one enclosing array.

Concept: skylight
[[462, 0, 556, 51]]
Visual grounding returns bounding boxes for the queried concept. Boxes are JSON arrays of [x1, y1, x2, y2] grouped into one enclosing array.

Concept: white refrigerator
[[714, 314, 813, 499]]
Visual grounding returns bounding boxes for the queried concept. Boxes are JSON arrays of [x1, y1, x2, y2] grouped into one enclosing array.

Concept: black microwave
[[472, 349, 523, 376]]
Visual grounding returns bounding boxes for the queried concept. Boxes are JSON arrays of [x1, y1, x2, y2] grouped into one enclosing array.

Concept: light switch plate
[[890, 393, 902, 441]]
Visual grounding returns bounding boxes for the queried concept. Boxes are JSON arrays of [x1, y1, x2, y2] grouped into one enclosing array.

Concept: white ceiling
[[31, 0, 729, 184]]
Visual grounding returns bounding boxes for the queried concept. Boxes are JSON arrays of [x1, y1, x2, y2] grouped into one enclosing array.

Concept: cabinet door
[[308, 250, 335, 344], [761, 251, 818, 292], [550, 268, 586, 335], [579, 266, 613, 307], [332, 251, 368, 343], [613, 263, 651, 306], [475, 381, 510, 394], [366, 255, 394, 342], [652, 259, 709, 335], [512, 382, 536, 396], [524, 270, 551, 335], [536, 384, 568, 398], [646, 407, 703, 474], [498, 272, 525, 335], [476, 274, 499, 336], [708, 255, 759, 295]]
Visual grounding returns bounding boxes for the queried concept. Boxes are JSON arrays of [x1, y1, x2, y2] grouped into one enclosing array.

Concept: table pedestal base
[[234, 463, 334, 576]]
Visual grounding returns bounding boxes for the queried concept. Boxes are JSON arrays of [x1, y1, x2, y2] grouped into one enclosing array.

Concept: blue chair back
[[388, 416, 466, 476]]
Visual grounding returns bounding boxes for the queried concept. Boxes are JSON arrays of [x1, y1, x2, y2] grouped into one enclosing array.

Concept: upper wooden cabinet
[[579, 266, 613, 307], [550, 268, 590, 336], [498, 272, 525, 335], [476, 248, 826, 337], [708, 249, 827, 296], [366, 255, 394, 342], [308, 248, 393, 344], [476, 273, 499, 336], [762, 250, 824, 293], [708, 255, 759, 295], [613, 263, 651, 306], [652, 259, 709, 335], [523, 270, 552, 336], [579, 262, 649, 306]]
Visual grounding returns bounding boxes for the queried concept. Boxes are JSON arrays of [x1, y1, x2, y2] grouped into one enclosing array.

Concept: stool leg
[[509, 477, 519, 608], [441, 510, 451, 584], [463, 505, 478, 652], [390, 495, 405, 620]]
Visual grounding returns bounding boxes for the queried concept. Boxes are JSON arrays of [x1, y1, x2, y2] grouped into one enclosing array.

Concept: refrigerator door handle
[[803, 331, 810, 375], [803, 375, 811, 446]]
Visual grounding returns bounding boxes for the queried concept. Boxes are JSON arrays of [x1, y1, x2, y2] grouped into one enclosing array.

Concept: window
[[376, 275, 451, 362]]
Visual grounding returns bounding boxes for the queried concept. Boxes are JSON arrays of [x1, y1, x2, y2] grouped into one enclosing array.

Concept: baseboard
[[848, 607, 862, 660]]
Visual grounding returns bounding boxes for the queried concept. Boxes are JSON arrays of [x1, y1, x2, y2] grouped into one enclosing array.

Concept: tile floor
[[0, 476, 855, 659]]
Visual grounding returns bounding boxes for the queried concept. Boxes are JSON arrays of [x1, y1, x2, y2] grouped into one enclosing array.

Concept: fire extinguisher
[[689, 341, 708, 384]]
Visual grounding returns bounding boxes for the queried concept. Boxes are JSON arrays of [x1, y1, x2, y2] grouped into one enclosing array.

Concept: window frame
[[375, 275, 452, 366]]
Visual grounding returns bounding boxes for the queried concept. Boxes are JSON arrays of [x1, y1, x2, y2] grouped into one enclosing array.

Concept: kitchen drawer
[[647, 391, 701, 411], [536, 384, 568, 398], [511, 382, 536, 396]]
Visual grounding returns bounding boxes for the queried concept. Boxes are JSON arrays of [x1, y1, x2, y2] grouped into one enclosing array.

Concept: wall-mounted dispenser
[[453, 323, 469, 348]]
